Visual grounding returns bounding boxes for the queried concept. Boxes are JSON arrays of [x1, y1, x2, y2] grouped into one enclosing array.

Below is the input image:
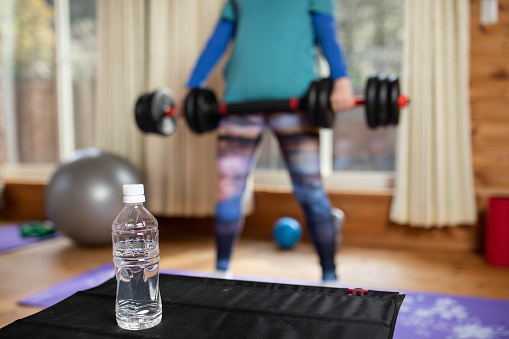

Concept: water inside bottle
[[113, 229, 162, 330]]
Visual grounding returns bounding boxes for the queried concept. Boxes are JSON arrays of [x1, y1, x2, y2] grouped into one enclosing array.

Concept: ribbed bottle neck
[[124, 202, 144, 207]]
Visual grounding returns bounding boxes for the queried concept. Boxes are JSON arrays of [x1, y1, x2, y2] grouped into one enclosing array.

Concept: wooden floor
[[1, 228, 509, 329]]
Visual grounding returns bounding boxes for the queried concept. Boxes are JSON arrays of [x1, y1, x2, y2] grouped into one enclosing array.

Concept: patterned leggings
[[215, 112, 337, 281]]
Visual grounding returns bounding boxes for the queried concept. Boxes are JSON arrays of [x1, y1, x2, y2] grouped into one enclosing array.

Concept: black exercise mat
[[1, 274, 405, 338]]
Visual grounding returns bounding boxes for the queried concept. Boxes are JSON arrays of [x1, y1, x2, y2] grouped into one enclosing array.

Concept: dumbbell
[[134, 74, 409, 136], [135, 88, 177, 136], [364, 74, 409, 129]]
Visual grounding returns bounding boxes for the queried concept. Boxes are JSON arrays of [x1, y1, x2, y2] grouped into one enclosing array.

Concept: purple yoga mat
[[394, 292, 509, 339], [0, 224, 60, 254], [19, 265, 509, 338], [19, 263, 116, 308]]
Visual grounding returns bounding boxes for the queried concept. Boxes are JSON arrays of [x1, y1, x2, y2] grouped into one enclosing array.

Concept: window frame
[[55, 0, 76, 161]]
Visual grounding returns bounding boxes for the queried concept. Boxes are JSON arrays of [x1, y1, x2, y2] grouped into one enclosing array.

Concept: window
[[333, 0, 403, 172], [1, 0, 97, 168], [255, 0, 404, 189], [1, 0, 402, 189], [1, 0, 58, 164]]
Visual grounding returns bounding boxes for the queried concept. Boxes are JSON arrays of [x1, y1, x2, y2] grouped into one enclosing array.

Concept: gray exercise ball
[[45, 148, 143, 246]]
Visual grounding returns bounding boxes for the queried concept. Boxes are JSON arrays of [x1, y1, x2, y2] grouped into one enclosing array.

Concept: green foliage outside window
[[336, 0, 403, 93], [13, 0, 55, 78]]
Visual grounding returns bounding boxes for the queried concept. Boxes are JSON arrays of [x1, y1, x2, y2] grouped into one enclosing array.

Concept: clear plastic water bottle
[[112, 184, 162, 330]]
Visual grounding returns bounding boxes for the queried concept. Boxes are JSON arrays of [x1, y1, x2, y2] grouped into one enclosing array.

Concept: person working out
[[181, 0, 355, 282]]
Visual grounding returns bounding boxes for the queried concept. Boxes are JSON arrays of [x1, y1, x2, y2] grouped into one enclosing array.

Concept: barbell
[[134, 73, 409, 136]]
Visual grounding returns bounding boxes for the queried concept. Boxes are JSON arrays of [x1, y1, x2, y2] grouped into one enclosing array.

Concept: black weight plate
[[388, 74, 400, 125], [142, 92, 158, 133], [365, 74, 379, 129], [304, 79, 320, 127], [196, 88, 220, 133], [317, 78, 335, 128], [144, 92, 158, 133], [152, 87, 176, 135], [135, 93, 151, 133], [185, 88, 202, 134], [192, 89, 204, 134], [377, 74, 390, 127]]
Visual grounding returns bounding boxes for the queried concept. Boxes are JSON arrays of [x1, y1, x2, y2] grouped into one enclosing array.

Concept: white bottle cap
[[123, 184, 145, 203]]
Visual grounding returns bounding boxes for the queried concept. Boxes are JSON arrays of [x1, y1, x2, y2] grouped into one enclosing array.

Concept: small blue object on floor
[[272, 217, 302, 249]]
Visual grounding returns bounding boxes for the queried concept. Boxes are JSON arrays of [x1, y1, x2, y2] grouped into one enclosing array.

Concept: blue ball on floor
[[273, 217, 302, 249]]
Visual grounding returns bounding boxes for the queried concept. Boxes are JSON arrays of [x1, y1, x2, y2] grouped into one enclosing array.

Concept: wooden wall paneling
[[346, 223, 478, 252], [470, 82, 509, 99], [472, 122, 509, 146], [470, 0, 509, 207], [470, 1, 509, 36], [474, 164, 509, 187], [470, 64, 509, 84], [1, 183, 47, 221], [472, 146, 509, 181], [471, 98, 509, 121], [470, 50, 509, 61], [470, 35, 509, 51], [242, 190, 392, 239], [242, 189, 477, 251], [471, 0, 509, 23], [328, 191, 391, 236]]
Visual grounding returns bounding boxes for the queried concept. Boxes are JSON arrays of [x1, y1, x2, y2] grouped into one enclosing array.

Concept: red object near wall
[[486, 197, 509, 267]]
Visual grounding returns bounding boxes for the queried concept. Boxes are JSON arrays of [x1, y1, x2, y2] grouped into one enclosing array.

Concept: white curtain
[[390, 0, 477, 227], [0, 66, 5, 205], [97, 0, 226, 217], [96, 0, 145, 173], [142, 0, 224, 217]]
